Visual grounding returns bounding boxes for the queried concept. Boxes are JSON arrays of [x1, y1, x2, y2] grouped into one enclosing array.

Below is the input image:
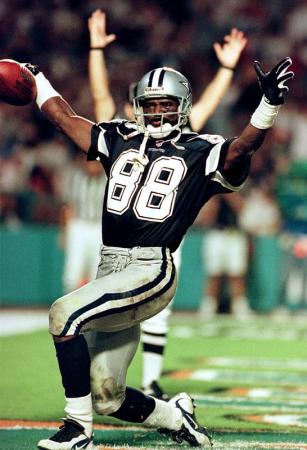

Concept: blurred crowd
[[0, 0, 306, 308]]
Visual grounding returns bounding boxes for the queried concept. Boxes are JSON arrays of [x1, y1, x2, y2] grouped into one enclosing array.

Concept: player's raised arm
[[88, 9, 116, 122], [224, 57, 294, 176], [25, 64, 94, 153], [189, 28, 247, 132]]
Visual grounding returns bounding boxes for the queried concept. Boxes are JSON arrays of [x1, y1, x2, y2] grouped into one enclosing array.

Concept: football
[[0, 59, 37, 106]]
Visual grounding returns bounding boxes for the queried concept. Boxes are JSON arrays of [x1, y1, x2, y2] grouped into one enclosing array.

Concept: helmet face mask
[[133, 67, 192, 138]]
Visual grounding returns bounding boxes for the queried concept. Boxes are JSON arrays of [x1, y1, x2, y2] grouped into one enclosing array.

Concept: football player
[[88, 9, 248, 400], [23, 57, 293, 450]]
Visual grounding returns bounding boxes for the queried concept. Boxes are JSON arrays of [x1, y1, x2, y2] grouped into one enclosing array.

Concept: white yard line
[[0, 309, 48, 336]]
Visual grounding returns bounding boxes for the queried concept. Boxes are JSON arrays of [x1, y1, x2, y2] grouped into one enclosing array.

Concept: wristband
[[220, 65, 235, 71], [35, 72, 61, 109], [90, 47, 104, 50], [250, 96, 280, 129]]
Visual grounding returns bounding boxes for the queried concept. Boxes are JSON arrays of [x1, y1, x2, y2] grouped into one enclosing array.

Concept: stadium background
[[0, 0, 307, 310], [1, 2, 307, 449], [0, 0, 306, 311]]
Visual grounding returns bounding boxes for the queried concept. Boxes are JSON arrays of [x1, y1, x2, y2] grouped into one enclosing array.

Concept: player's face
[[142, 98, 179, 127]]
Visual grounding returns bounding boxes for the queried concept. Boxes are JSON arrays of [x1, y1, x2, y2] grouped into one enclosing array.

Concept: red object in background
[[292, 237, 307, 259]]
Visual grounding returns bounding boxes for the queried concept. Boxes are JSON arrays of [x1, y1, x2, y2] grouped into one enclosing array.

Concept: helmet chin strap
[[131, 131, 149, 172], [146, 122, 178, 139]]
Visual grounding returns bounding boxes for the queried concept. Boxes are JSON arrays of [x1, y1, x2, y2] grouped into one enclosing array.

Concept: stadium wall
[[0, 226, 283, 311]]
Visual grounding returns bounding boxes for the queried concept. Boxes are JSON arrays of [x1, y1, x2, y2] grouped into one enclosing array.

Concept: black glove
[[23, 63, 41, 76], [253, 57, 294, 105]]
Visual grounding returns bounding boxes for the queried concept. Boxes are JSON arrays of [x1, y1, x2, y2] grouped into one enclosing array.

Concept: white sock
[[200, 296, 216, 315], [65, 393, 93, 438], [233, 295, 248, 304], [143, 398, 182, 430], [232, 296, 251, 316], [204, 296, 216, 307], [142, 352, 163, 387]]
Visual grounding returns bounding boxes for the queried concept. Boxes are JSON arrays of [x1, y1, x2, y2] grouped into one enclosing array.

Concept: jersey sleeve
[[208, 138, 251, 194], [87, 123, 116, 172]]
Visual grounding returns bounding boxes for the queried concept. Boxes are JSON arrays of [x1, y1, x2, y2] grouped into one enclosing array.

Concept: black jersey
[[88, 120, 249, 252]]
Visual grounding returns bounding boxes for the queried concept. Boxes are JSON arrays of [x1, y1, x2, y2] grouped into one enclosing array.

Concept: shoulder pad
[[187, 133, 225, 145], [180, 132, 198, 142], [116, 120, 138, 138], [97, 120, 139, 139], [97, 118, 126, 129]]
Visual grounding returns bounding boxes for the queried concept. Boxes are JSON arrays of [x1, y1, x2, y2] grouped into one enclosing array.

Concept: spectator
[[18, 164, 61, 224], [196, 193, 251, 318]]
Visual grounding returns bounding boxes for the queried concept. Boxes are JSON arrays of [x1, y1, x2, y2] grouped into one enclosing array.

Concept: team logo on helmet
[[180, 81, 191, 94]]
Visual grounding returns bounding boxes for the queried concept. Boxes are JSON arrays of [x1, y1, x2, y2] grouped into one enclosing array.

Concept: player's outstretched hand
[[88, 9, 116, 49], [254, 57, 294, 105], [213, 28, 247, 69]]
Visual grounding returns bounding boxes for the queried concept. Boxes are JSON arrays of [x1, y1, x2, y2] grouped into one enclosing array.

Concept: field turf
[[1, 311, 307, 449]]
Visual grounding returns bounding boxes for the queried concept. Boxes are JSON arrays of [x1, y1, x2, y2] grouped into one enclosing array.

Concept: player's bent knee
[[49, 300, 70, 336]]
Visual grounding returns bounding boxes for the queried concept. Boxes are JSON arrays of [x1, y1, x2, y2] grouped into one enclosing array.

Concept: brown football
[[0, 59, 37, 106]]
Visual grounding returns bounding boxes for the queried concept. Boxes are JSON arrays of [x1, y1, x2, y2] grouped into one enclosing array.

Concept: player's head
[[133, 67, 192, 138]]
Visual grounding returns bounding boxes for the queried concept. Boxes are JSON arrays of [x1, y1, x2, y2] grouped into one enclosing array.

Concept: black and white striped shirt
[[64, 166, 107, 222]]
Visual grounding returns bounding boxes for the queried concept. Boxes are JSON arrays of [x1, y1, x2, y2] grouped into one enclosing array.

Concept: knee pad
[[49, 299, 68, 336]]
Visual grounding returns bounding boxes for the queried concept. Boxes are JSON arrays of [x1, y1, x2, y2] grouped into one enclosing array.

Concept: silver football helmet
[[133, 67, 192, 138]]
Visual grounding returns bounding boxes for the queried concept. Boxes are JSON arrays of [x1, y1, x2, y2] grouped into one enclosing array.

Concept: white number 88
[[107, 151, 187, 222]]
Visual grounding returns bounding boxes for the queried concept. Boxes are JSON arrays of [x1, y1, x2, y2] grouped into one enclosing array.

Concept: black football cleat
[[159, 392, 213, 447], [37, 418, 95, 449], [142, 380, 170, 401]]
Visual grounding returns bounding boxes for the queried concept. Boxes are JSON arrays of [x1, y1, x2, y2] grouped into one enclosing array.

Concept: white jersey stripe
[[212, 171, 245, 191], [97, 128, 109, 157], [205, 142, 224, 175]]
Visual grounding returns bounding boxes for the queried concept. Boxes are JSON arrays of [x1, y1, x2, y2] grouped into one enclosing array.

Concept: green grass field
[[1, 312, 307, 449]]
